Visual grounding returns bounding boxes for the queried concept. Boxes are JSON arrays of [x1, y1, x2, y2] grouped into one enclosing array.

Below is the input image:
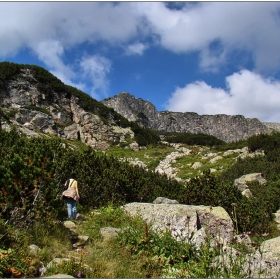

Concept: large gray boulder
[[122, 202, 234, 244]]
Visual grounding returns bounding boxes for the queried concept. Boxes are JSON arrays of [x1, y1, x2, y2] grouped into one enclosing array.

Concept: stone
[[29, 244, 41, 254], [153, 197, 179, 204], [63, 221, 76, 230], [72, 235, 89, 248], [191, 162, 202, 169], [43, 274, 75, 278], [209, 156, 223, 164], [234, 173, 267, 196], [100, 227, 120, 240]]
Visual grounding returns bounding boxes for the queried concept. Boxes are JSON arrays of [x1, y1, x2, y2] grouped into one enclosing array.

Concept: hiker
[[62, 178, 80, 219]]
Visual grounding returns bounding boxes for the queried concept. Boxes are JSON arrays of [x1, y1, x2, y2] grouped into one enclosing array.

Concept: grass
[[106, 143, 177, 170], [1, 203, 279, 278], [106, 142, 245, 180]]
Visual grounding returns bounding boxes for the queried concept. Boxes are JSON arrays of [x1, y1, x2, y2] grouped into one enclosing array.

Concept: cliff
[[102, 92, 269, 142]]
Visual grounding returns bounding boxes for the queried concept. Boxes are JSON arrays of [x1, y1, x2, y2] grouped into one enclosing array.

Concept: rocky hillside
[[102, 92, 270, 142], [0, 63, 138, 150]]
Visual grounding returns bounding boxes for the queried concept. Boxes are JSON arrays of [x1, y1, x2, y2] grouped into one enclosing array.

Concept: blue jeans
[[66, 198, 77, 219]]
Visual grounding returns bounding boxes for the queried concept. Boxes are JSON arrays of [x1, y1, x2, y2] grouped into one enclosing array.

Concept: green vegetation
[[1, 121, 280, 277], [1, 61, 280, 276], [0, 128, 185, 227], [0, 205, 274, 278], [162, 131, 226, 146]]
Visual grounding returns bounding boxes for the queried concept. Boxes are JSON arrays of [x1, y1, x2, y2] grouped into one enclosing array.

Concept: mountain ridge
[[102, 92, 277, 142]]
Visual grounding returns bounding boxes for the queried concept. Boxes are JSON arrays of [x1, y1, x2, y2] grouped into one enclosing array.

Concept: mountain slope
[[102, 92, 269, 142], [0, 62, 159, 149]]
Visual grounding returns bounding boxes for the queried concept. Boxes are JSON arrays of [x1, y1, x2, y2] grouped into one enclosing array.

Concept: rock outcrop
[[0, 68, 134, 150], [102, 92, 269, 142], [122, 202, 234, 244], [122, 200, 280, 278]]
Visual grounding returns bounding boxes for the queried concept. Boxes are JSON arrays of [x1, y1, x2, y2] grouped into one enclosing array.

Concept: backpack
[[65, 179, 70, 190]]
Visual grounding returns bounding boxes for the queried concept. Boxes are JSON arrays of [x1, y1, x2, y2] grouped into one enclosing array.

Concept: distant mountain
[[102, 92, 271, 142]]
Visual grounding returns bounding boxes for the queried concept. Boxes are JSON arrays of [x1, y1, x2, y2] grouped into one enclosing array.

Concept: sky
[[1, 1, 280, 122]]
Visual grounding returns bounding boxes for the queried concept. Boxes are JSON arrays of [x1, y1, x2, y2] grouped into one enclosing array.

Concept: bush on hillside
[[162, 132, 225, 147]]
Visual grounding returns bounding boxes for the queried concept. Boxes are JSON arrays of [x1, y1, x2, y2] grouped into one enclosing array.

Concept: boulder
[[63, 221, 76, 230], [29, 244, 41, 254], [100, 227, 120, 240], [122, 202, 234, 243], [209, 156, 223, 164], [234, 173, 267, 196], [191, 162, 202, 169], [72, 235, 90, 249]]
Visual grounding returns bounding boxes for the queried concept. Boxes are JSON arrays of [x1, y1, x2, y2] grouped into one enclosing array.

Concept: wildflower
[[262, 233, 270, 237], [77, 271, 82, 278]]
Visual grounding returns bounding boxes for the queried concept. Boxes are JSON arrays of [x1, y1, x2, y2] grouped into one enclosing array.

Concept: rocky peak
[[103, 92, 159, 127], [102, 92, 270, 142]]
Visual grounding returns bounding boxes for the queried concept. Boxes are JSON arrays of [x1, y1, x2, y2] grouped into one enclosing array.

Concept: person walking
[[62, 178, 80, 219]]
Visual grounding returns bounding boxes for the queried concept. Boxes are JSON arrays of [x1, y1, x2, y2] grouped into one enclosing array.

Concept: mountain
[[0, 62, 276, 147], [0, 62, 160, 149], [102, 92, 272, 142]]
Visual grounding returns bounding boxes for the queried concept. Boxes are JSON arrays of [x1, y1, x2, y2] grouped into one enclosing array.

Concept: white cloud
[[166, 70, 280, 122], [79, 55, 112, 99], [134, 2, 280, 73], [0, 2, 279, 74], [0, 2, 141, 56], [125, 43, 148, 56]]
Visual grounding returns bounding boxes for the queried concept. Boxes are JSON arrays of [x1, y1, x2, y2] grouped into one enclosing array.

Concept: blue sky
[[1, 2, 280, 122]]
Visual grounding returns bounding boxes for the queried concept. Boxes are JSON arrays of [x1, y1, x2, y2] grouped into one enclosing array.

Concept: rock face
[[102, 92, 269, 142], [0, 69, 134, 149]]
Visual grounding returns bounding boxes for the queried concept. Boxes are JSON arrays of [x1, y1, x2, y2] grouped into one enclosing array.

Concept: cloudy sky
[[1, 1, 280, 122]]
